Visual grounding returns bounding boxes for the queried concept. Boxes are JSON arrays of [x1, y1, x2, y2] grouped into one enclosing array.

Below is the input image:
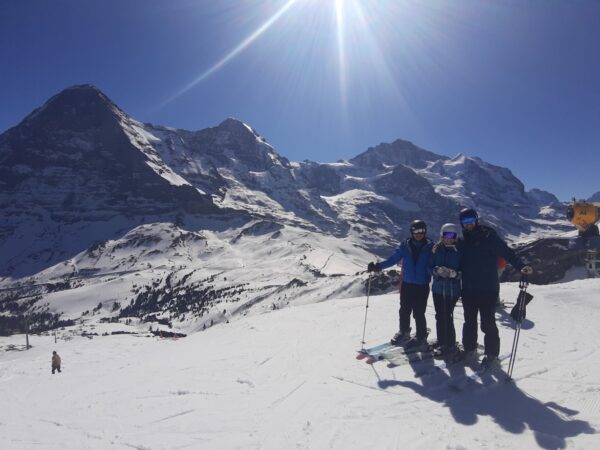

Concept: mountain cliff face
[[0, 85, 223, 280], [0, 85, 577, 334], [0, 85, 215, 222]]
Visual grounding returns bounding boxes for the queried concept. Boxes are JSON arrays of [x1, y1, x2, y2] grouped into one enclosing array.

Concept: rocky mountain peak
[[0, 84, 216, 236], [216, 117, 259, 137], [528, 189, 560, 207], [201, 117, 289, 171], [22, 84, 122, 132], [349, 138, 448, 170]]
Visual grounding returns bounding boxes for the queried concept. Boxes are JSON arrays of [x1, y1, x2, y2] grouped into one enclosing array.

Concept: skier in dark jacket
[[429, 223, 461, 358], [458, 208, 532, 369], [368, 219, 434, 351]]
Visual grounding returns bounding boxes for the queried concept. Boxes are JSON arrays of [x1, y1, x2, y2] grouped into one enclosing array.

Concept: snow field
[[1, 280, 599, 449]]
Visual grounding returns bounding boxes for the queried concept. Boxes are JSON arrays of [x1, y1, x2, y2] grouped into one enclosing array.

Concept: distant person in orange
[[52, 351, 61, 374]]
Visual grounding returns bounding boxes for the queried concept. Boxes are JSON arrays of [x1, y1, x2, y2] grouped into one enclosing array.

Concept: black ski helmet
[[459, 208, 479, 225], [410, 219, 427, 234]]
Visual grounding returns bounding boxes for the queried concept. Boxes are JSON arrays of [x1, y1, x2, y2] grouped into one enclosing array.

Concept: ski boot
[[479, 355, 499, 371], [390, 329, 411, 346], [430, 341, 443, 351], [433, 343, 458, 360], [403, 336, 429, 353], [455, 346, 478, 363]]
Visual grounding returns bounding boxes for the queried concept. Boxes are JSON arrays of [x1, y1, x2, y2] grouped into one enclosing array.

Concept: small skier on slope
[[52, 351, 62, 374], [367, 219, 434, 352]]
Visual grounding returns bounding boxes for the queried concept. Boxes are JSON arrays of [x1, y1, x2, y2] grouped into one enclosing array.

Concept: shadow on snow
[[375, 355, 595, 450]]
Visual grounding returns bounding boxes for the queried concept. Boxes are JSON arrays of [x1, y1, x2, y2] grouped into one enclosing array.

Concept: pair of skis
[[357, 342, 507, 390], [356, 342, 432, 366]]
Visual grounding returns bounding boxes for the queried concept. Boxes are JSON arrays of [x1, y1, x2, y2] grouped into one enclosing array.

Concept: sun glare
[[158, 0, 430, 121], [160, 0, 299, 107], [335, 0, 348, 110]]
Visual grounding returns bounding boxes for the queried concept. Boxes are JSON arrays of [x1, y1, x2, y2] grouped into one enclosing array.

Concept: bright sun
[[161, 0, 417, 113]]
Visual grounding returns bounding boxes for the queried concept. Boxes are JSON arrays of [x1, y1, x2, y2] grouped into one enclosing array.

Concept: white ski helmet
[[440, 223, 459, 238]]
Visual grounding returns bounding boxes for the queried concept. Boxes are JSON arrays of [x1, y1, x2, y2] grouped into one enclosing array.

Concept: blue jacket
[[429, 243, 461, 297], [380, 238, 433, 285], [459, 225, 525, 294]]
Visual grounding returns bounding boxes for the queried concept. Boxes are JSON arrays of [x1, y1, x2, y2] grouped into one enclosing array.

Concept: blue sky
[[1, 0, 599, 200]]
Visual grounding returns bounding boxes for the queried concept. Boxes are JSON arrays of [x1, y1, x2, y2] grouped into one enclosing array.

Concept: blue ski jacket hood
[[379, 238, 434, 285]]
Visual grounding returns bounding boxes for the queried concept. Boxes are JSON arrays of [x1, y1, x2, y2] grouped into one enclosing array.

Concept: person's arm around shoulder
[[424, 239, 435, 274], [428, 243, 439, 276]]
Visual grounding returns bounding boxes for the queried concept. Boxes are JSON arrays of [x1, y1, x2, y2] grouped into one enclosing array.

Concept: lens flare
[[160, 0, 299, 107], [335, 0, 347, 110]]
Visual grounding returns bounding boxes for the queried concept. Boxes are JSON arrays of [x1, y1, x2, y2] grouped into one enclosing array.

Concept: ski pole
[[360, 275, 373, 350], [451, 278, 458, 349], [506, 274, 529, 381], [442, 277, 448, 349]]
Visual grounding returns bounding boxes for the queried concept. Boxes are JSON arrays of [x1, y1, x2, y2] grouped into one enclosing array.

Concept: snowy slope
[[1, 279, 598, 449], [1, 220, 374, 335]]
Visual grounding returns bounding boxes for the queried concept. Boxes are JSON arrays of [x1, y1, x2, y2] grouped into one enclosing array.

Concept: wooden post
[[25, 315, 30, 350], [587, 249, 598, 278]]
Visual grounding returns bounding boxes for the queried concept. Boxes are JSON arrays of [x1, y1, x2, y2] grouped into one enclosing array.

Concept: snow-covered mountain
[[0, 85, 576, 334], [147, 117, 568, 245]]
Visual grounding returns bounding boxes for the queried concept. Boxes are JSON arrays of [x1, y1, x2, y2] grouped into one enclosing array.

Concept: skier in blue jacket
[[368, 219, 434, 351], [429, 223, 461, 358]]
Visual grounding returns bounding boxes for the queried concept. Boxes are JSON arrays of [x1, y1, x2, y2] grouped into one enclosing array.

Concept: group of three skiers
[[367, 208, 533, 370]]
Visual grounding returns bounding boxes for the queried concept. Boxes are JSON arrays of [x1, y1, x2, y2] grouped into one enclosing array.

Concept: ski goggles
[[411, 228, 426, 235], [460, 216, 477, 225], [442, 232, 458, 239]]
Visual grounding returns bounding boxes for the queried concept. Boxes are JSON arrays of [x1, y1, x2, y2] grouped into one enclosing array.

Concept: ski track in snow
[[152, 409, 195, 424], [270, 381, 306, 407], [1, 280, 600, 449]]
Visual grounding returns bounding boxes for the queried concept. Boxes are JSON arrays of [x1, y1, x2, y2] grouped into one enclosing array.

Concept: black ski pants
[[461, 289, 499, 357], [432, 293, 459, 347], [399, 282, 430, 340]]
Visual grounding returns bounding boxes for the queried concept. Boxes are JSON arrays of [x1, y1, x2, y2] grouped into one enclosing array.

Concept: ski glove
[[367, 262, 382, 273], [510, 291, 534, 322], [521, 265, 533, 275], [434, 266, 458, 278], [433, 266, 448, 277]]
